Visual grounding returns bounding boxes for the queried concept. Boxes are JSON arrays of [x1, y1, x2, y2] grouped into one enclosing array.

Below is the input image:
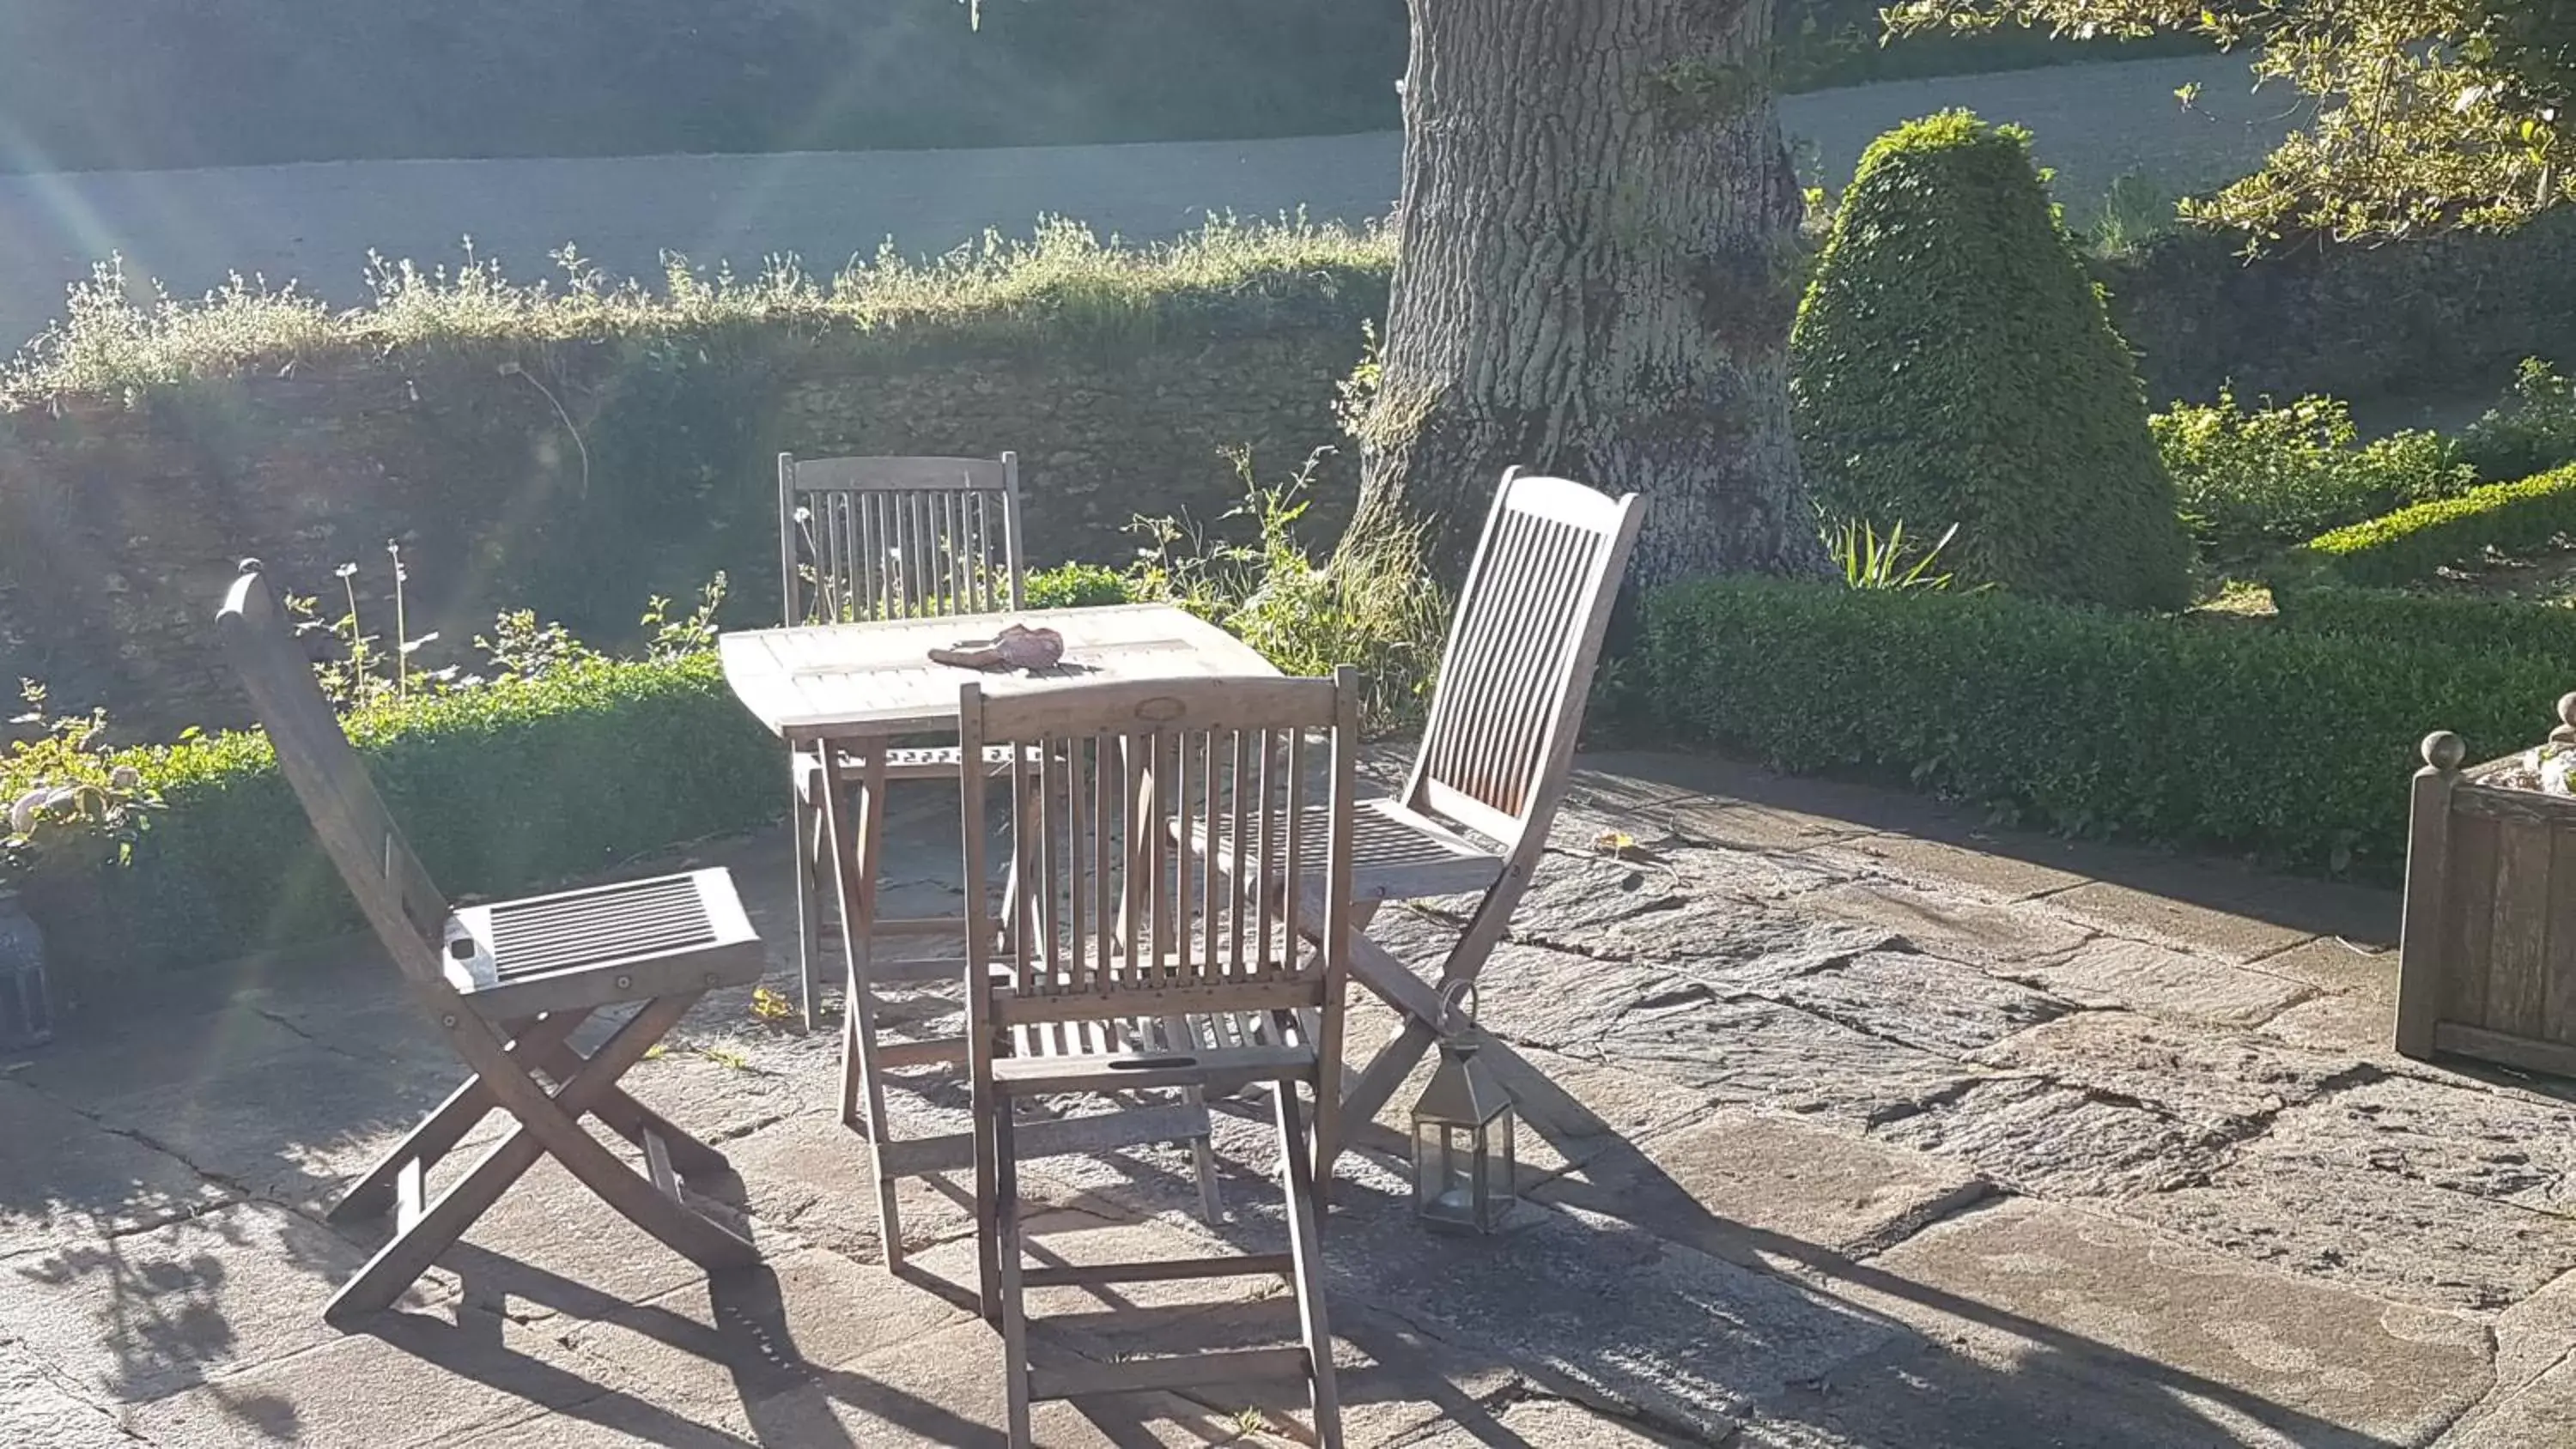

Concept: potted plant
[[2398, 693, 2576, 1076], [3, 682, 155, 1049]]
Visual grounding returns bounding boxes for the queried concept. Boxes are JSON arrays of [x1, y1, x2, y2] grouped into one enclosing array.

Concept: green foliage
[[2152, 391, 2477, 558], [1825, 518, 1965, 591], [1890, 0, 2576, 242], [1793, 111, 2192, 611], [21, 652, 781, 990], [2089, 168, 2180, 256], [1643, 577, 2566, 875], [1024, 563, 1136, 611], [3, 217, 1394, 405], [2458, 358, 2576, 483], [2, 682, 160, 882], [1125, 449, 1444, 731], [2297, 464, 2576, 588], [2272, 584, 2576, 672]]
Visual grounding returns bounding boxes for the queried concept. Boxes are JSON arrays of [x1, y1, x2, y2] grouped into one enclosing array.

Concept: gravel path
[[0, 53, 2282, 350]]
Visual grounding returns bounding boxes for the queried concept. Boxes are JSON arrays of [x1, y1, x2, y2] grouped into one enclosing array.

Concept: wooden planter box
[[2397, 700, 2576, 1076]]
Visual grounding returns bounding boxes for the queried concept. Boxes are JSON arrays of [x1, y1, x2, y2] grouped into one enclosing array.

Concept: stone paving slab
[[0, 1082, 236, 1258], [1841, 1198, 2493, 1447], [2439, 1354, 2576, 1448], [1532, 1109, 1990, 1264], [112, 1303, 614, 1449], [0, 1340, 137, 1449], [0, 1201, 446, 1404], [1799, 880, 2094, 971], [1998, 938, 2313, 1029], [67, 1039, 459, 1217], [2040, 881, 2318, 966]]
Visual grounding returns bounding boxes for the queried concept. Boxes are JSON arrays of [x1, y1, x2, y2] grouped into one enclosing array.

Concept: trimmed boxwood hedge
[[1642, 578, 2564, 876], [1793, 111, 2191, 612], [2271, 585, 2576, 671], [16, 652, 783, 999], [2296, 464, 2576, 589]]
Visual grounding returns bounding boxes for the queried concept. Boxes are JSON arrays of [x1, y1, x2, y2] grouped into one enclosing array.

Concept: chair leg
[[328, 1012, 586, 1224], [971, 1056, 1004, 1325], [532, 1041, 731, 1179], [1274, 1082, 1343, 1449], [823, 746, 908, 1270], [328, 996, 750, 1323], [1183, 1086, 1223, 1224], [793, 768, 823, 1033], [995, 1106, 1033, 1449]]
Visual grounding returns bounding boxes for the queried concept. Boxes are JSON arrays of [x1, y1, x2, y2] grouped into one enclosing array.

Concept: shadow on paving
[[1060, 1052, 2426, 1449]]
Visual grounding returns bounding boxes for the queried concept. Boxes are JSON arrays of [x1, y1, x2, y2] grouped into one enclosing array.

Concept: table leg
[[824, 742, 908, 1269]]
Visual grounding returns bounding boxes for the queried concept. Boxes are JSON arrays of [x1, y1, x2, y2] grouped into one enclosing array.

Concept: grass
[[2, 214, 1396, 405]]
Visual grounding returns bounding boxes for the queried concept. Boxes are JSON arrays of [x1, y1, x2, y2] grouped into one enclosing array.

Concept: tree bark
[[1344, 0, 1827, 590]]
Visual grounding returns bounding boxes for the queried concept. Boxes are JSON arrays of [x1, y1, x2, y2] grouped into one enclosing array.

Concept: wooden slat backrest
[[777, 452, 1025, 625], [216, 566, 451, 985], [1405, 470, 1643, 856], [959, 673, 1358, 1022]]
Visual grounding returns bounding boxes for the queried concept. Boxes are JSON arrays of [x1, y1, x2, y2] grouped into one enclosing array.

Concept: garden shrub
[[1793, 111, 2192, 612], [1643, 577, 2565, 876], [11, 652, 782, 997], [2457, 359, 2576, 484], [1024, 562, 1137, 609], [2153, 391, 2476, 558], [2271, 584, 2576, 672], [2296, 464, 2576, 588]]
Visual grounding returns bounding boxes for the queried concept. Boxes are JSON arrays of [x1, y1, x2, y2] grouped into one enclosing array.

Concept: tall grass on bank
[[3, 214, 1396, 404]]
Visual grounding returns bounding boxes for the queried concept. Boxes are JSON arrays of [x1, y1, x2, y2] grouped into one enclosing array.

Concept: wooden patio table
[[720, 602, 1554, 1199], [722, 603, 1296, 1240]]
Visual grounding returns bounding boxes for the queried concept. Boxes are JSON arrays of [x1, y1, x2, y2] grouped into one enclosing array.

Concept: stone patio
[[5, 750, 2573, 1446]]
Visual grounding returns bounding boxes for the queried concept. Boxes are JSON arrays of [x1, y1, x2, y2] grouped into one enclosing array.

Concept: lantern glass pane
[[1485, 1102, 1518, 1215], [1412, 1121, 1445, 1212]]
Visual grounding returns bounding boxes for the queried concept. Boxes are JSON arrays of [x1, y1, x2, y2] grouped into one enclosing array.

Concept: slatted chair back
[[779, 452, 1025, 625], [1405, 470, 1643, 861], [216, 564, 451, 986], [958, 673, 1358, 1025]]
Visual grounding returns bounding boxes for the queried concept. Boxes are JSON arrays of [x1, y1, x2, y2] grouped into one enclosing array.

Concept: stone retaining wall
[[0, 324, 1365, 733]]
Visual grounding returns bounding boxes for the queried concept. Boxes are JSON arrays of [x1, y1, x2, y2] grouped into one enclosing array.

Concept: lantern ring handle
[[1437, 979, 1479, 1035]]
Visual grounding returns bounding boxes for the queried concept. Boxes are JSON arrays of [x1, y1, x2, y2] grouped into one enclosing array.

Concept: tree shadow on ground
[[1032, 1059, 2417, 1449]]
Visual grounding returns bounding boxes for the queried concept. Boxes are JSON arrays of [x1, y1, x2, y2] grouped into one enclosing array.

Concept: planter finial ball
[[2422, 731, 2466, 772], [2560, 693, 2576, 731]]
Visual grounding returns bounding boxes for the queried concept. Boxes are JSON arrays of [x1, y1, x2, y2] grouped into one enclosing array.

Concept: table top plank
[[720, 603, 1278, 741]]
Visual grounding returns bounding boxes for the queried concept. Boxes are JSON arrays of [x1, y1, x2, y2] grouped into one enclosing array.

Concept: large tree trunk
[[1344, 0, 1827, 590]]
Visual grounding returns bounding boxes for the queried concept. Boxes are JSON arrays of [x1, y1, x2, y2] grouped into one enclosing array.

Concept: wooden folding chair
[[1202, 470, 1641, 1173], [780, 452, 1224, 1262], [779, 451, 1029, 1027], [216, 563, 763, 1324], [961, 670, 1358, 1449]]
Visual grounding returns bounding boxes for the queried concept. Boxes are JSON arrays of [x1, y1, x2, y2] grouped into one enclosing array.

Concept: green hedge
[[1642, 578, 2564, 874], [18, 652, 782, 997], [1794, 112, 2190, 611], [2104, 209, 2576, 406], [2297, 464, 2576, 588], [2272, 584, 2576, 671]]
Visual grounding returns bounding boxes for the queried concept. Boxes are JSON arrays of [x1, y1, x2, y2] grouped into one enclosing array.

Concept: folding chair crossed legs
[[218, 563, 766, 1323]]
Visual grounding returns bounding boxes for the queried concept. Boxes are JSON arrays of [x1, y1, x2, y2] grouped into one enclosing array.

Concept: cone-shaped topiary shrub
[[1792, 110, 2192, 611]]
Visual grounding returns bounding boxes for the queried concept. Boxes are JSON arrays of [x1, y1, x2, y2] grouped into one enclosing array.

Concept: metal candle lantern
[[0, 887, 52, 1050], [1410, 983, 1516, 1233]]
